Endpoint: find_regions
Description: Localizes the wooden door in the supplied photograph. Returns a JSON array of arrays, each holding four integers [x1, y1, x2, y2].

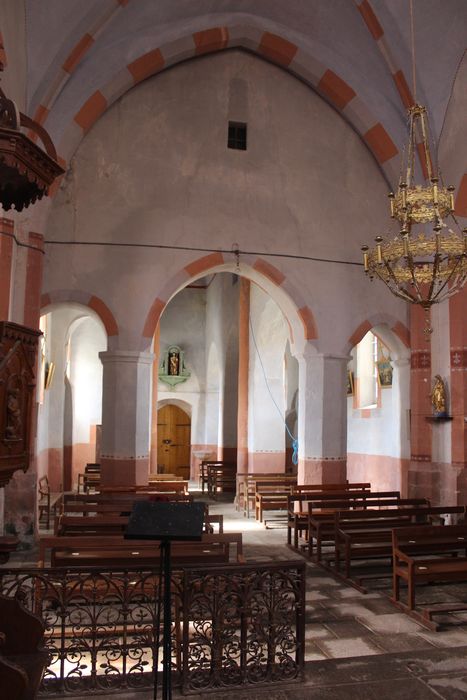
[[157, 405, 191, 479]]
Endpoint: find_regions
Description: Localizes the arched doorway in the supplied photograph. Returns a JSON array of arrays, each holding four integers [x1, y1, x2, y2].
[[157, 404, 191, 478]]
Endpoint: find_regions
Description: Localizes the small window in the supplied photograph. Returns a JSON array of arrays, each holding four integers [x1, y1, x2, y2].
[[228, 121, 247, 150]]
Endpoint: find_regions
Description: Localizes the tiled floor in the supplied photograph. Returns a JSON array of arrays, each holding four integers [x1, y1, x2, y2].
[[8, 493, 467, 698]]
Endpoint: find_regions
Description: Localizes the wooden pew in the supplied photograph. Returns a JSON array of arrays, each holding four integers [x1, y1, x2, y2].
[[148, 473, 184, 482], [39, 532, 245, 567], [392, 524, 467, 620], [255, 478, 301, 523], [77, 463, 101, 493], [206, 462, 237, 499], [334, 505, 466, 583], [306, 495, 428, 561], [99, 480, 189, 495], [286, 483, 373, 548], [38, 475, 62, 529], [200, 460, 233, 494], [55, 512, 223, 536], [238, 473, 298, 517]]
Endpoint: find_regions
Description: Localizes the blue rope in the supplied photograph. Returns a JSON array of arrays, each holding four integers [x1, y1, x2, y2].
[[249, 317, 299, 465]]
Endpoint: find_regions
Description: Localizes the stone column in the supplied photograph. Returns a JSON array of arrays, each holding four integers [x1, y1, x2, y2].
[[99, 350, 154, 487], [237, 278, 250, 474], [149, 324, 160, 474], [297, 346, 348, 484], [391, 358, 411, 496], [449, 287, 467, 503], [408, 304, 433, 499]]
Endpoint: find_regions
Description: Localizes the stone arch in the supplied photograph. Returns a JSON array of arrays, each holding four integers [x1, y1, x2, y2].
[[41, 290, 119, 341], [141, 254, 317, 358], [346, 314, 410, 359], [54, 26, 399, 187], [157, 397, 193, 418]]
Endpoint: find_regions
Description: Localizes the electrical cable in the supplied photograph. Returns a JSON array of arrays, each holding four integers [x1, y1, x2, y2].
[[42, 237, 364, 268]]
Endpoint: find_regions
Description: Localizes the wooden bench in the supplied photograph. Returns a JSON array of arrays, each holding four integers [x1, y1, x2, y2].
[[206, 462, 237, 498], [38, 476, 62, 529], [77, 463, 101, 493], [99, 480, 189, 495], [392, 524, 467, 619], [199, 460, 233, 493], [334, 505, 466, 583], [55, 512, 223, 537], [238, 473, 297, 517], [148, 473, 183, 482], [39, 532, 245, 567], [255, 479, 298, 523], [285, 483, 373, 549], [306, 495, 431, 562]]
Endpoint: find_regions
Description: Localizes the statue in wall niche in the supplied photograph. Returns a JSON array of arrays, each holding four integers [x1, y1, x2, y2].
[[169, 351, 180, 376], [5, 388, 22, 439], [431, 374, 447, 417], [159, 345, 190, 387]]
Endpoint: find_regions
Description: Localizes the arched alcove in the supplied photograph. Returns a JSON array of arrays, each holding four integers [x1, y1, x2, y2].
[[346, 323, 410, 493], [37, 303, 107, 492]]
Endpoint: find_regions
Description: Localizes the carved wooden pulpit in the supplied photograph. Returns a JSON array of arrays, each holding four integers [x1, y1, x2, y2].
[[0, 322, 41, 488]]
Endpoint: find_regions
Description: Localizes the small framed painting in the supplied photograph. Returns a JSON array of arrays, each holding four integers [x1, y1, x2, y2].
[[377, 360, 393, 388], [346, 371, 354, 396]]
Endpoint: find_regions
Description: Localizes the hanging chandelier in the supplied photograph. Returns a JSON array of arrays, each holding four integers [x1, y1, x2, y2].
[[361, 0, 466, 337], [361, 103, 466, 335], [0, 65, 63, 211]]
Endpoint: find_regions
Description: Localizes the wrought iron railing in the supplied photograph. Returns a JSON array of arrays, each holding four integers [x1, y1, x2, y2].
[[0, 560, 305, 695]]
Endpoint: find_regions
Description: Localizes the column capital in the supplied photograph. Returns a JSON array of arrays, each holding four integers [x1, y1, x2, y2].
[[99, 350, 154, 365], [391, 358, 410, 368]]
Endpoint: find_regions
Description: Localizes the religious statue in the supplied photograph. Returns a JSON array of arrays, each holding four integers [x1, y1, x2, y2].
[[159, 345, 190, 386], [431, 374, 447, 416], [169, 351, 179, 376]]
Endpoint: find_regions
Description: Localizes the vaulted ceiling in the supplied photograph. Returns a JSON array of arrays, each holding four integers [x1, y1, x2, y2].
[[2, 0, 467, 193]]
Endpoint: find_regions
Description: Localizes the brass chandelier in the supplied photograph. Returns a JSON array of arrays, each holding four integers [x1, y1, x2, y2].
[[361, 0, 466, 336], [361, 103, 466, 335]]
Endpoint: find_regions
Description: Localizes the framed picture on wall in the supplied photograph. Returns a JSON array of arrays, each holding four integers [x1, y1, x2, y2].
[[377, 359, 392, 388], [346, 371, 354, 396]]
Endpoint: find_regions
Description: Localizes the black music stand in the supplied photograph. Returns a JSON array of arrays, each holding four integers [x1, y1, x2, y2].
[[124, 501, 205, 700]]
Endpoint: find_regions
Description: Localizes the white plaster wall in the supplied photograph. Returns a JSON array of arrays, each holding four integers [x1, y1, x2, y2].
[[37, 307, 83, 456], [45, 50, 408, 357], [158, 287, 206, 444], [68, 316, 106, 445], [347, 329, 410, 461], [248, 283, 289, 454], [204, 274, 239, 450], [347, 387, 399, 457]]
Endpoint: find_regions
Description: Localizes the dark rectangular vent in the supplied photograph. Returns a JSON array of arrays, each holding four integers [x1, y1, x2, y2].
[[228, 121, 247, 150]]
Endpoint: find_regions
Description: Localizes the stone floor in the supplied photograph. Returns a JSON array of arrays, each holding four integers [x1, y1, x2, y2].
[[7, 491, 467, 698]]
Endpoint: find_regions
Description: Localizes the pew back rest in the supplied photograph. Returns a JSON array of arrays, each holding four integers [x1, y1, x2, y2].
[[393, 523, 467, 555], [335, 505, 466, 532], [293, 482, 370, 494], [39, 532, 245, 566]]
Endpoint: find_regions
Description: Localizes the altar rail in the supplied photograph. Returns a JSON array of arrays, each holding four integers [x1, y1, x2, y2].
[[0, 561, 305, 695]]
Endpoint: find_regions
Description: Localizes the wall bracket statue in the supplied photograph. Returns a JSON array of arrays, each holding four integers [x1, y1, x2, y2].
[[158, 345, 191, 388]]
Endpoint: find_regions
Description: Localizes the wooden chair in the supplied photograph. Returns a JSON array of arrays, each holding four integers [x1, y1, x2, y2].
[[38, 476, 62, 529]]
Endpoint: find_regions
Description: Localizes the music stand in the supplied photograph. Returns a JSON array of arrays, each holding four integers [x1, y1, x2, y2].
[[125, 501, 205, 700]]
